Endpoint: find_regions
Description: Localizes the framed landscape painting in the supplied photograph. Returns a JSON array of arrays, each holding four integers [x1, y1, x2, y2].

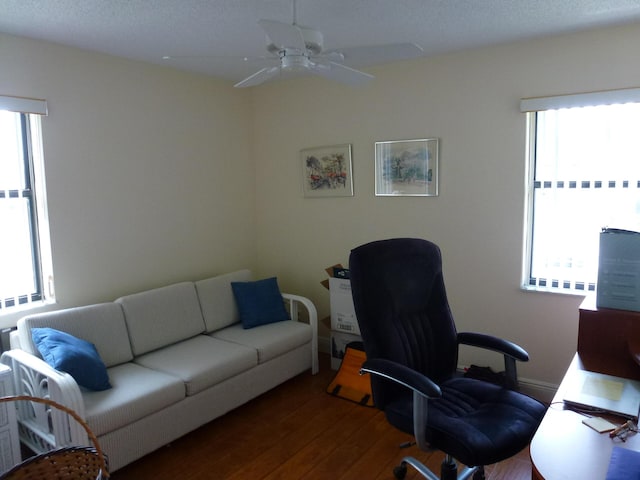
[[301, 144, 354, 197], [375, 138, 439, 196]]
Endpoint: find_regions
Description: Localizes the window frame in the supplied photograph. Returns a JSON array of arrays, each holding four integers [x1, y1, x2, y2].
[[0, 96, 54, 314], [521, 88, 640, 295]]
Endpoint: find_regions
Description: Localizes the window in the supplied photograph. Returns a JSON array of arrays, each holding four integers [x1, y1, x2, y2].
[[522, 89, 640, 294], [0, 96, 54, 312]]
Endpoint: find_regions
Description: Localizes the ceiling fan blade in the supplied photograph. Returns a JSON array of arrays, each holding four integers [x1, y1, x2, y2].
[[309, 61, 374, 86], [162, 54, 274, 63], [234, 66, 280, 88], [326, 43, 424, 67], [258, 19, 306, 51]]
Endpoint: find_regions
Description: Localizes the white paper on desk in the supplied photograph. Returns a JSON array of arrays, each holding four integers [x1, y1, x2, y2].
[[563, 369, 640, 420], [582, 376, 624, 401]]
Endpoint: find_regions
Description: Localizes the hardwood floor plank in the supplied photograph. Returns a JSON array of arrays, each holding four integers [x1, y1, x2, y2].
[[269, 404, 382, 479], [336, 413, 414, 479], [215, 396, 354, 478], [225, 397, 361, 479], [112, 354, 534, 479]]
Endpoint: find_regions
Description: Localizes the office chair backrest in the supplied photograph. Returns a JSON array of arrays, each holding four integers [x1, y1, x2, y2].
[[349, 238, 458, 406]]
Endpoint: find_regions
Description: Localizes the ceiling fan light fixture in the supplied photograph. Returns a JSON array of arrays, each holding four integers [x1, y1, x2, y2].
[[280, 51, 311, 71]]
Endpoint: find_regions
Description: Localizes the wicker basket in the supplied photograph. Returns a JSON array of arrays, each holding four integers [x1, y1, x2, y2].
[[0, 395, 109, 479]]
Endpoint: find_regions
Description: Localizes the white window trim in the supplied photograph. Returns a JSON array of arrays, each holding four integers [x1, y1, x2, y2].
[[0, 95, 47, 116], [520, 87, 640, 112]]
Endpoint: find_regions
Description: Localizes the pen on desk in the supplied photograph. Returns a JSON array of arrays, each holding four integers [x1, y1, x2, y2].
[[609, 420, 634, 438]]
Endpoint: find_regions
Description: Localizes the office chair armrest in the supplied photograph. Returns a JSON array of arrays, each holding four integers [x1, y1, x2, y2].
[[361, 358, 438, 452], [458, 332, 529, 361], [458, 332, 529, 390], [360, 358, 442, 399]]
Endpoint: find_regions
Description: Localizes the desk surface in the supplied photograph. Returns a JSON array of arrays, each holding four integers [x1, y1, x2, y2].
[[530, 354, 640, 480]]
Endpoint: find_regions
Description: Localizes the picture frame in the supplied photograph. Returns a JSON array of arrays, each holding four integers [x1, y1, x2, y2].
[[375, 138, 439, 196], [301, 144, 354, 197]]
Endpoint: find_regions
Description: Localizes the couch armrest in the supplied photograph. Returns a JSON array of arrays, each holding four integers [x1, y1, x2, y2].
[[282, 293, 319, 375], [0, 349, 89, 453]]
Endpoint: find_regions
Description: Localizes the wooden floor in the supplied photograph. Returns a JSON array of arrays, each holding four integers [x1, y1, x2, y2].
[[112, 354, 533, 479]]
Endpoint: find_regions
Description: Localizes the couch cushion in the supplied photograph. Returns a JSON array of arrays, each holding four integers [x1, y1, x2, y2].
[[31, 327, 111, 391], [83, 362, 185, 437], [17, 303, 133, 367], [116, 282, 205, 356], [133, 335, 257, 396], [195, 269, 251, 333], [231, 277, 290, 329], [211, 320, 311, 364]]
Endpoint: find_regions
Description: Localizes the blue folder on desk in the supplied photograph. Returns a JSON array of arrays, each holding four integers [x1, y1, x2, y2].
[[606, 447, 640, 480], [562, 369, 640, 420]]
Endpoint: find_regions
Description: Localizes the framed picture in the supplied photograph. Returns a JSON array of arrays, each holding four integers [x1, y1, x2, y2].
[[375, 138, 439, 196], [301, 144, 354, 197]]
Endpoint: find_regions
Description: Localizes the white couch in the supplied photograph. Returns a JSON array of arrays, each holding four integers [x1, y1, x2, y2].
[[0, 269, 318, 472]]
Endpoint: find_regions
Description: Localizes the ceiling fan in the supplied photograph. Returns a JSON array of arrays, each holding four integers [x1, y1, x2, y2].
[[233, 1, 424, 88]]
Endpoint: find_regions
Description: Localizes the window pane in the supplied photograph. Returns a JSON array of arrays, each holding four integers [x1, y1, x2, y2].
[[0, 109, 52, 310], [0, 197, 37, 298], [536, 105, 640, 181], [0, 111, 26, 190], [528, 103, 640, 292]]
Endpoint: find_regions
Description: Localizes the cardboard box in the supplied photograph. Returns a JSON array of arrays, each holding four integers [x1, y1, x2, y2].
[[330, 330, 363, 370], [329, 277, 360, 335], [597, 229, 640, 312], [321, 264, 345, 290]]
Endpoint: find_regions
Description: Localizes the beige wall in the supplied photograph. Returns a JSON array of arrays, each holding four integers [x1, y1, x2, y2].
[[0, 33, 255, 326], [250, 23, 640, 387], [2, 22, 640, 388]]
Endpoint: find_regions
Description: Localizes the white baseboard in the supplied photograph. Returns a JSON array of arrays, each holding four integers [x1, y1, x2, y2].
[[518, 377, 557, 404]]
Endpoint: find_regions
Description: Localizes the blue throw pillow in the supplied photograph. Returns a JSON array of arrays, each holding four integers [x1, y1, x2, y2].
[[31, 327, 112, 391], [231, 277, 290, 329]]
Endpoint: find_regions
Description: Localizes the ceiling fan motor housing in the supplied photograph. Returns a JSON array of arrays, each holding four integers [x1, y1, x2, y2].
[[266, 25, 323, 55]]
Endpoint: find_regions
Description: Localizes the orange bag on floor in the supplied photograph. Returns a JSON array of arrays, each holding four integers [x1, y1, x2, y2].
[[326, 343, 374, 407]]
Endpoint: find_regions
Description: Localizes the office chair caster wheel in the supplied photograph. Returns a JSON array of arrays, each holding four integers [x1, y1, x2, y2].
[[393, 462, 407, 479]]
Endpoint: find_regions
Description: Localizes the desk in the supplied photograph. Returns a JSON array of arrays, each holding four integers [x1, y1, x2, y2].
[[531, 297, 640, 479], [531, 354, 640, 479]]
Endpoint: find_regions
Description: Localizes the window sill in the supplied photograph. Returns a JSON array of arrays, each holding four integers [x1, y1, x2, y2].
[[520, 284, 591, 298]]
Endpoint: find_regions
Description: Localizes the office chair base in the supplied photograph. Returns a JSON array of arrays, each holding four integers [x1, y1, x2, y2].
[[394, 456, 481, 480]]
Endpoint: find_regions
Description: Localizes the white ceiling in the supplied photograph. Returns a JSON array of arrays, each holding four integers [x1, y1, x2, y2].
[[2, 0, 640, 85]]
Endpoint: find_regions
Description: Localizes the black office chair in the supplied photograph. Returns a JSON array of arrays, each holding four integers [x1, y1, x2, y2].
[[349, 238, 546, 480]]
